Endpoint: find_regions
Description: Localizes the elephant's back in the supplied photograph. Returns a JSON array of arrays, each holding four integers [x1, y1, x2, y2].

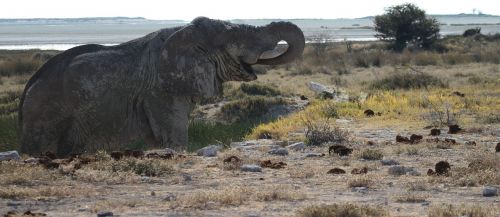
[[18, 44, 106, 125]]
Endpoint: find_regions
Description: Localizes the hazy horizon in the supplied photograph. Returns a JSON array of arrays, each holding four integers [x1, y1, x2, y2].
[[2, 0, 500, 20]]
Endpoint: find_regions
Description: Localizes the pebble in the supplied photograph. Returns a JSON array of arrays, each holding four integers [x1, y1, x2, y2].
[[163, 193, 177, 201], [240, 164, 262, 172], [483, 186, 498, 197], [197, 145, 222, 157], [305, 153, 324, 157], [97, 211, 114, 217], [388, 166, 416, 176], [268, 148, 288, 156], [287, 142, 306, 151], [381, 159, 399, 166], [0, 151, 21, 161]]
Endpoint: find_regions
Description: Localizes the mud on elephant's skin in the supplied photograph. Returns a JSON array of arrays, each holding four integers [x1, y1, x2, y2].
[[18, 17, 305, 157]]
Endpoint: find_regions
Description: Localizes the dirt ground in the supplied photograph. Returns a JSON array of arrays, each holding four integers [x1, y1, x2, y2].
[[1, 120, 499, 217]]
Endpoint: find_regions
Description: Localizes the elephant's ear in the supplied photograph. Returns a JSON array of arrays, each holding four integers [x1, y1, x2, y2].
[[159, 24, 221, 98]]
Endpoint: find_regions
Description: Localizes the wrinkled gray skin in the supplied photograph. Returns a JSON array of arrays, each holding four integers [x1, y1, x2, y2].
[[19, 17, 305, 157]]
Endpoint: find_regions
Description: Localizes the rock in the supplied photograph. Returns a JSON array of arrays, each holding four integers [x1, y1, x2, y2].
[[182, 173, 192, 181], [435, 161, 451, 175], [351, 167, 368, 174], [388, 166, 416, 176], [300, 95, 308, 100], [448, 124, 462, 134], [465, 141, 476, 146], [197, 145, 222, 157], [410, 134, 423, 143], [23, 211, 47, 216], [408, 170, 421, 176], [124, 149, 144, 158], [223, 155, 241, 164], [396, 135, 411, 143], [287, 142, 306, 151], [496, 142, 500, 152], [97, 211, 114, 217], [327, 168, 346, 174], [452, 91, 465, 97], [268, 148, 288, 156], [141, 176, 150, 182], [305, 152, 325, 158], [241, 164, 262, 172], [430, 129, 441, 136], [145, 152, 174, 159], [444, 138, 456, 144], [7, 201, 21, 206], [110, 151, 123, 160], [381, 159, 399, 166], [163, 193, 177, 201], [366, 140, 375, 146], [260, 160, 286, 169], [352, 187, 368, 194], [308, 81, 335, 95], [24, 157, 39, 164], [328, 145, 353, 156], [364, 109, 375, 117], [0, 151, 21, 161], [163, 148, 177, 155], [427, 169, 436, 176], [482, 186, 498, 197]]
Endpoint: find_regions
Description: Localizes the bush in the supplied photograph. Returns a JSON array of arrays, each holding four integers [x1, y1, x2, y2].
[[239, 83, 281, 96], [374, 3, 440, 50], [304, 122, 350, 146], [370, 71, 447, 90], [297, 203, 388, 217], [357, 149, 384, 160], [188, 120, 257, 151], [462, 27, 481, 37]]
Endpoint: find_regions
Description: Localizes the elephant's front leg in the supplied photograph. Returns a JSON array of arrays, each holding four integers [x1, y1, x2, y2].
[[143, 95, 193, 151]]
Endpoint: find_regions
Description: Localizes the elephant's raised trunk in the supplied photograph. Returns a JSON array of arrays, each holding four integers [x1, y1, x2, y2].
[[257, 22, 305, 65]]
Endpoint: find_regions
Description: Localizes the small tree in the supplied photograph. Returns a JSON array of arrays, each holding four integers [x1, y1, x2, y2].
[[374, 3, 440, 51]]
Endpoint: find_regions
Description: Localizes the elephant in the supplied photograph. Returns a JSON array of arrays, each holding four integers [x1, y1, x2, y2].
[[18, 17, 305, 157]]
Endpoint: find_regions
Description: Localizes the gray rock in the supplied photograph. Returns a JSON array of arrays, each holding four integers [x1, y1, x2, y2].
[[163, 148, 177, 155], [408, 170, 421, 176], [0, 151, 21, 161], [483, 186, 498, 197], [240, 164, 262, 172], [163, 193, 177, 201], [287, 142, 306, 151], [97, 211, 114, 217], [7, 201, 21, 206], [268, 148, 288, 156], [197, 145, 222, 157], [352, 187, 368, 194], [305, 152, 324, 158], [381, 159, 399, 166], [24, 158, 39, 164], [182, 173, 192, 181], [388, 166, 416, 176]]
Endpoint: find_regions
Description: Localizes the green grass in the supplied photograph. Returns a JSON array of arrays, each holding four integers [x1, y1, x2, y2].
[[188, 120, 260, 151], [0, 114, 18, 152]]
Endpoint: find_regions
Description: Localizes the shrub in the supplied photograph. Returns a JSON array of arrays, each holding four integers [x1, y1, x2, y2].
[[428, 204, 499, 217], [462, 27, 481, 37], [370, 71, 447, 90], [374, 3, 440, 50], [357, 149, 384, 160], [188, 120, 257, 151], [304, 122, 350, 146], [239, 83, 281, 96], [297, 203, 388, 217]]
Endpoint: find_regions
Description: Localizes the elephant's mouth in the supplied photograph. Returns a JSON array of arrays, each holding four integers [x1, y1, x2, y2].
[[239, 59, 257, 81]]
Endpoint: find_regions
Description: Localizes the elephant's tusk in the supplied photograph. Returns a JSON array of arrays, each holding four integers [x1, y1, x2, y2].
[[259, 43, 289, 59]]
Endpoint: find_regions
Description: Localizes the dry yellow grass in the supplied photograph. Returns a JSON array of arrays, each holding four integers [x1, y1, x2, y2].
[[171, 184, 306, 209], [428, 203, 500, 217]]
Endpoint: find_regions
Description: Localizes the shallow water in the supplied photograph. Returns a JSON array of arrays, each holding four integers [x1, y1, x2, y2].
[[1, 16, 500, 50]]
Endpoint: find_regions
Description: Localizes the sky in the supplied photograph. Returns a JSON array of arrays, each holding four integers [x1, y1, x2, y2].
[[1, 0, 500, 20]]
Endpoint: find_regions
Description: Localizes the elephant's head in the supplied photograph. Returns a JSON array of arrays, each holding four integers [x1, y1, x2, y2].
[[158, 17, 305, 98]]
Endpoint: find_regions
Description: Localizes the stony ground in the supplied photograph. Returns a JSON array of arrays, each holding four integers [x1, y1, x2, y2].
[[1, 119, 499, 217]]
